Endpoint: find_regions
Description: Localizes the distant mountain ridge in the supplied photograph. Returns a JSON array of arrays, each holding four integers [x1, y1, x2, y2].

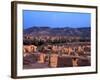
[[24, 26, 91, 38]]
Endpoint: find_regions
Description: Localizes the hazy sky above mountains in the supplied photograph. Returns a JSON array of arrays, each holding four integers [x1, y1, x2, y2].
[[23, 10, 91, 29]]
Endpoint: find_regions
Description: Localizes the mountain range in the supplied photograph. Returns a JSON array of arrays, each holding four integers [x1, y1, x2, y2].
[[24, 26, 91, 38]]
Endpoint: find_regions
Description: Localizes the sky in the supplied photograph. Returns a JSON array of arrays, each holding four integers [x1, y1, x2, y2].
[[23, 10, 91, 29]]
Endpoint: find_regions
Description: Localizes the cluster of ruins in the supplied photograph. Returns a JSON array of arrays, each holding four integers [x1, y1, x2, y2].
[[23, 43, 91, 68]]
